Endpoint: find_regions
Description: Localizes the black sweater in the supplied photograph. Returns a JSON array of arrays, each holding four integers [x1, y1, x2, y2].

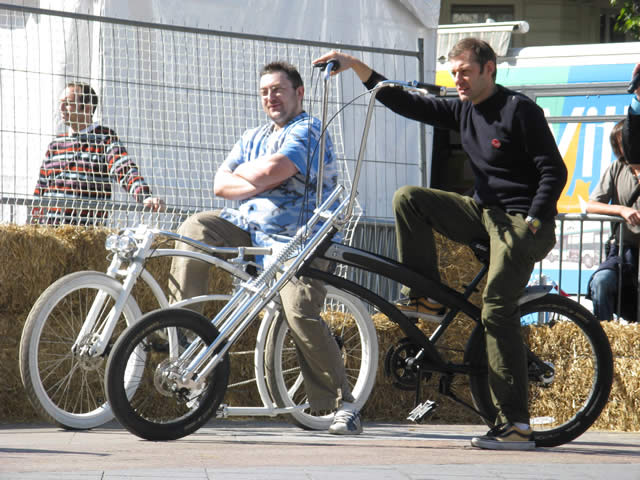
[[364, 71, 568, 220]]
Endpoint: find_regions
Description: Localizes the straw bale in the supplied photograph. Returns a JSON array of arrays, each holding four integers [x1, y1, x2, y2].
[[593, 322, 640, 431], [4, 225, 640, 432], [0, 225, 73, 313], [0, 311, 39, 422]]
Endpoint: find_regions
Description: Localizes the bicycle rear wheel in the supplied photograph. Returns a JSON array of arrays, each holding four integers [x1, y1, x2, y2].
[[466, 294, 613, 448], [264, 286, 378, 430], [19, 271, 143, 429], [105, 308, 230, 441]]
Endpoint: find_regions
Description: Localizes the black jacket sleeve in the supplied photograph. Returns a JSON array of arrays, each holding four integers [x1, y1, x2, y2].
[[363, 70, 461, 131]]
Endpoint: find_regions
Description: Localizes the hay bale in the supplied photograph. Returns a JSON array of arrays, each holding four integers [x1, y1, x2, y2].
[[0, 310, 39, 422], [3, 224, 640, 433], [594, 322, 640, 431], [0, 225, 73, 313]]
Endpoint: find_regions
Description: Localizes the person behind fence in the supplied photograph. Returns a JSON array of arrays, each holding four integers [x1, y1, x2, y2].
[[586, 69, 640, 322], [167, 61, 362, 435], [315, 38, 567, 450], [30, 82, 164, 225]]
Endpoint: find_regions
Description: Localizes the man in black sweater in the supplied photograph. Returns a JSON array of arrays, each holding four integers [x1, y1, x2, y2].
[[314, 38, 567, 450]]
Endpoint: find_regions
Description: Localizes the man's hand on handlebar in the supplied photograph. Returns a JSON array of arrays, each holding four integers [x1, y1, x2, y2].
[[313, 51, 374, 83], [313, 51, 445, 96]]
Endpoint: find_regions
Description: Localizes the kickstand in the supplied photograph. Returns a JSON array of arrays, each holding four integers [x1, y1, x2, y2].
[[407, 362, 438, 423], [414, 362, 423, 406]]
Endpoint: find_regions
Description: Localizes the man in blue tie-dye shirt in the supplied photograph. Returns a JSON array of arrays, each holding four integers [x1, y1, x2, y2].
[[168, 61, 362, 435]]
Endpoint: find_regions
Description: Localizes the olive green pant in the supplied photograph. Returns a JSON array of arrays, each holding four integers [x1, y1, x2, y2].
[[168, 210, 351, 411], [393, 186, 556, 425]]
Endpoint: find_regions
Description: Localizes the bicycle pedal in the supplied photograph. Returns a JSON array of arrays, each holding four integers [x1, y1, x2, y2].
[[215, 403, 229, 418], [407, 400, 437, 423]]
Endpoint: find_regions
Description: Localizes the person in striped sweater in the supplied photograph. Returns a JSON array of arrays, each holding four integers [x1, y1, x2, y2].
[[31, 82, 164, 225]]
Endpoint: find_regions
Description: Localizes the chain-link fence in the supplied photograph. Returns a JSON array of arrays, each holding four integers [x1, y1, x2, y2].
[[0, 4, 429, 300]]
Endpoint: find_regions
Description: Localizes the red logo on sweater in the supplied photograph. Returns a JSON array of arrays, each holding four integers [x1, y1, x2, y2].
[[491, 138, 501, 149]]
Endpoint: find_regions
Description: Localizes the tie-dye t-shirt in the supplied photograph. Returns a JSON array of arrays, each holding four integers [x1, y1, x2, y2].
[[219, 112, 338, 260]]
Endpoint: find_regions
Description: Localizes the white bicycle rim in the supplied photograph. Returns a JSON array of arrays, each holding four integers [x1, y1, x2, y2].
[[265, 285, 378, 430], [19, 272, 143, 429]]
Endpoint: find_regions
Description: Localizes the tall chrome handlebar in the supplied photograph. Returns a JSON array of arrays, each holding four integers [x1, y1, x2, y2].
[[339, 79, 446, 225]]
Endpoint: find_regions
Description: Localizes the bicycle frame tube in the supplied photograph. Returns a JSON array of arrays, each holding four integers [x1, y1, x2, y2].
[[147, 249, 253, 310], [316, 63, 333, 208], [71, 254, 123, 352], [341, 80, 436, 226], [157, 229, 272, 258], [72, 229, 156, 357], [322, 242, 481, 320]]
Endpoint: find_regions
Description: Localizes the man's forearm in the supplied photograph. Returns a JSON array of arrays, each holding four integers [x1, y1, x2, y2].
[[232, 154, 298, 188], [214, 170, 262, 200], [586, 200, 624, 217]]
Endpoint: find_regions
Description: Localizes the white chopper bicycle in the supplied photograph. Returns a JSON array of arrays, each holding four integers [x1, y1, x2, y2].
[[19, 63, 377, 432]]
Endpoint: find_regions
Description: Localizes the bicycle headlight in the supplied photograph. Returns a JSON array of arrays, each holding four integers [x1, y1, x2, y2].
[[105, 232, 138, 258], [105, 234, 119, 251]]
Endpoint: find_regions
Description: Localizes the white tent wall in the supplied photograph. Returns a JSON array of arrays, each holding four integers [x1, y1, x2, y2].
[[101, 0, 438, 51], [0, 0, 439, 227]]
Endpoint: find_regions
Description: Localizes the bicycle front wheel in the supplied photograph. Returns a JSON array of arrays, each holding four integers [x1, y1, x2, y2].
[[19, 271, 143, 429], [264, 285, 378, 430], [105, 308, 230, 441], [467, 294, 613, 448]]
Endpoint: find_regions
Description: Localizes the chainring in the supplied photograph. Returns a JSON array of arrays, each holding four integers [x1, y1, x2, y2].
[[384, 337, 424, 391]]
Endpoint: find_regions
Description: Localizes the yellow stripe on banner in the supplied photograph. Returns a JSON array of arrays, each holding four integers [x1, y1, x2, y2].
[[557, 123, 590, 213], [436, 70, 455, 88]]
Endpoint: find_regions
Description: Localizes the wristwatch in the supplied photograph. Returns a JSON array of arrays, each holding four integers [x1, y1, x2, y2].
[[525, 216, 542, 229]]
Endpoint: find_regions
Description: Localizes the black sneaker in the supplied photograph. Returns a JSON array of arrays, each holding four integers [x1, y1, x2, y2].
[[471, 423, 535, 450]]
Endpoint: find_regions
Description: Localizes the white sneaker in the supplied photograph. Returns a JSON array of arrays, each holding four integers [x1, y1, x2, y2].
[[328, 405, 363, 435]]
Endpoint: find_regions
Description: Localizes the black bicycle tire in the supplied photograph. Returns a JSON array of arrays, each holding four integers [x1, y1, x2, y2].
[[466, 294, 613, 448], [105, 308, 230, 441]]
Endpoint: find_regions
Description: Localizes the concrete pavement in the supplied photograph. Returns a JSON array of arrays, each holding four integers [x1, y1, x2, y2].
[[2, 420, 640, 479]]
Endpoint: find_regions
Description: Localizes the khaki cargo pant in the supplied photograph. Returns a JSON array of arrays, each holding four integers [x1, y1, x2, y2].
[[168, 210, 352, 411], [393, 186, 556, 425]]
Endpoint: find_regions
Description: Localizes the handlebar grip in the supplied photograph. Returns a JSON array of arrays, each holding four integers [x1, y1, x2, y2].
[[315, 60, 341, 80], [409, 80, 447, 97], [627, 72, 640, 94], [314, 60, 341, 71]]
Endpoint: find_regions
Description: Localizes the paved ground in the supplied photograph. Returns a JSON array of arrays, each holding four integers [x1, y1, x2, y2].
[[2, 420, 640, 479]]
